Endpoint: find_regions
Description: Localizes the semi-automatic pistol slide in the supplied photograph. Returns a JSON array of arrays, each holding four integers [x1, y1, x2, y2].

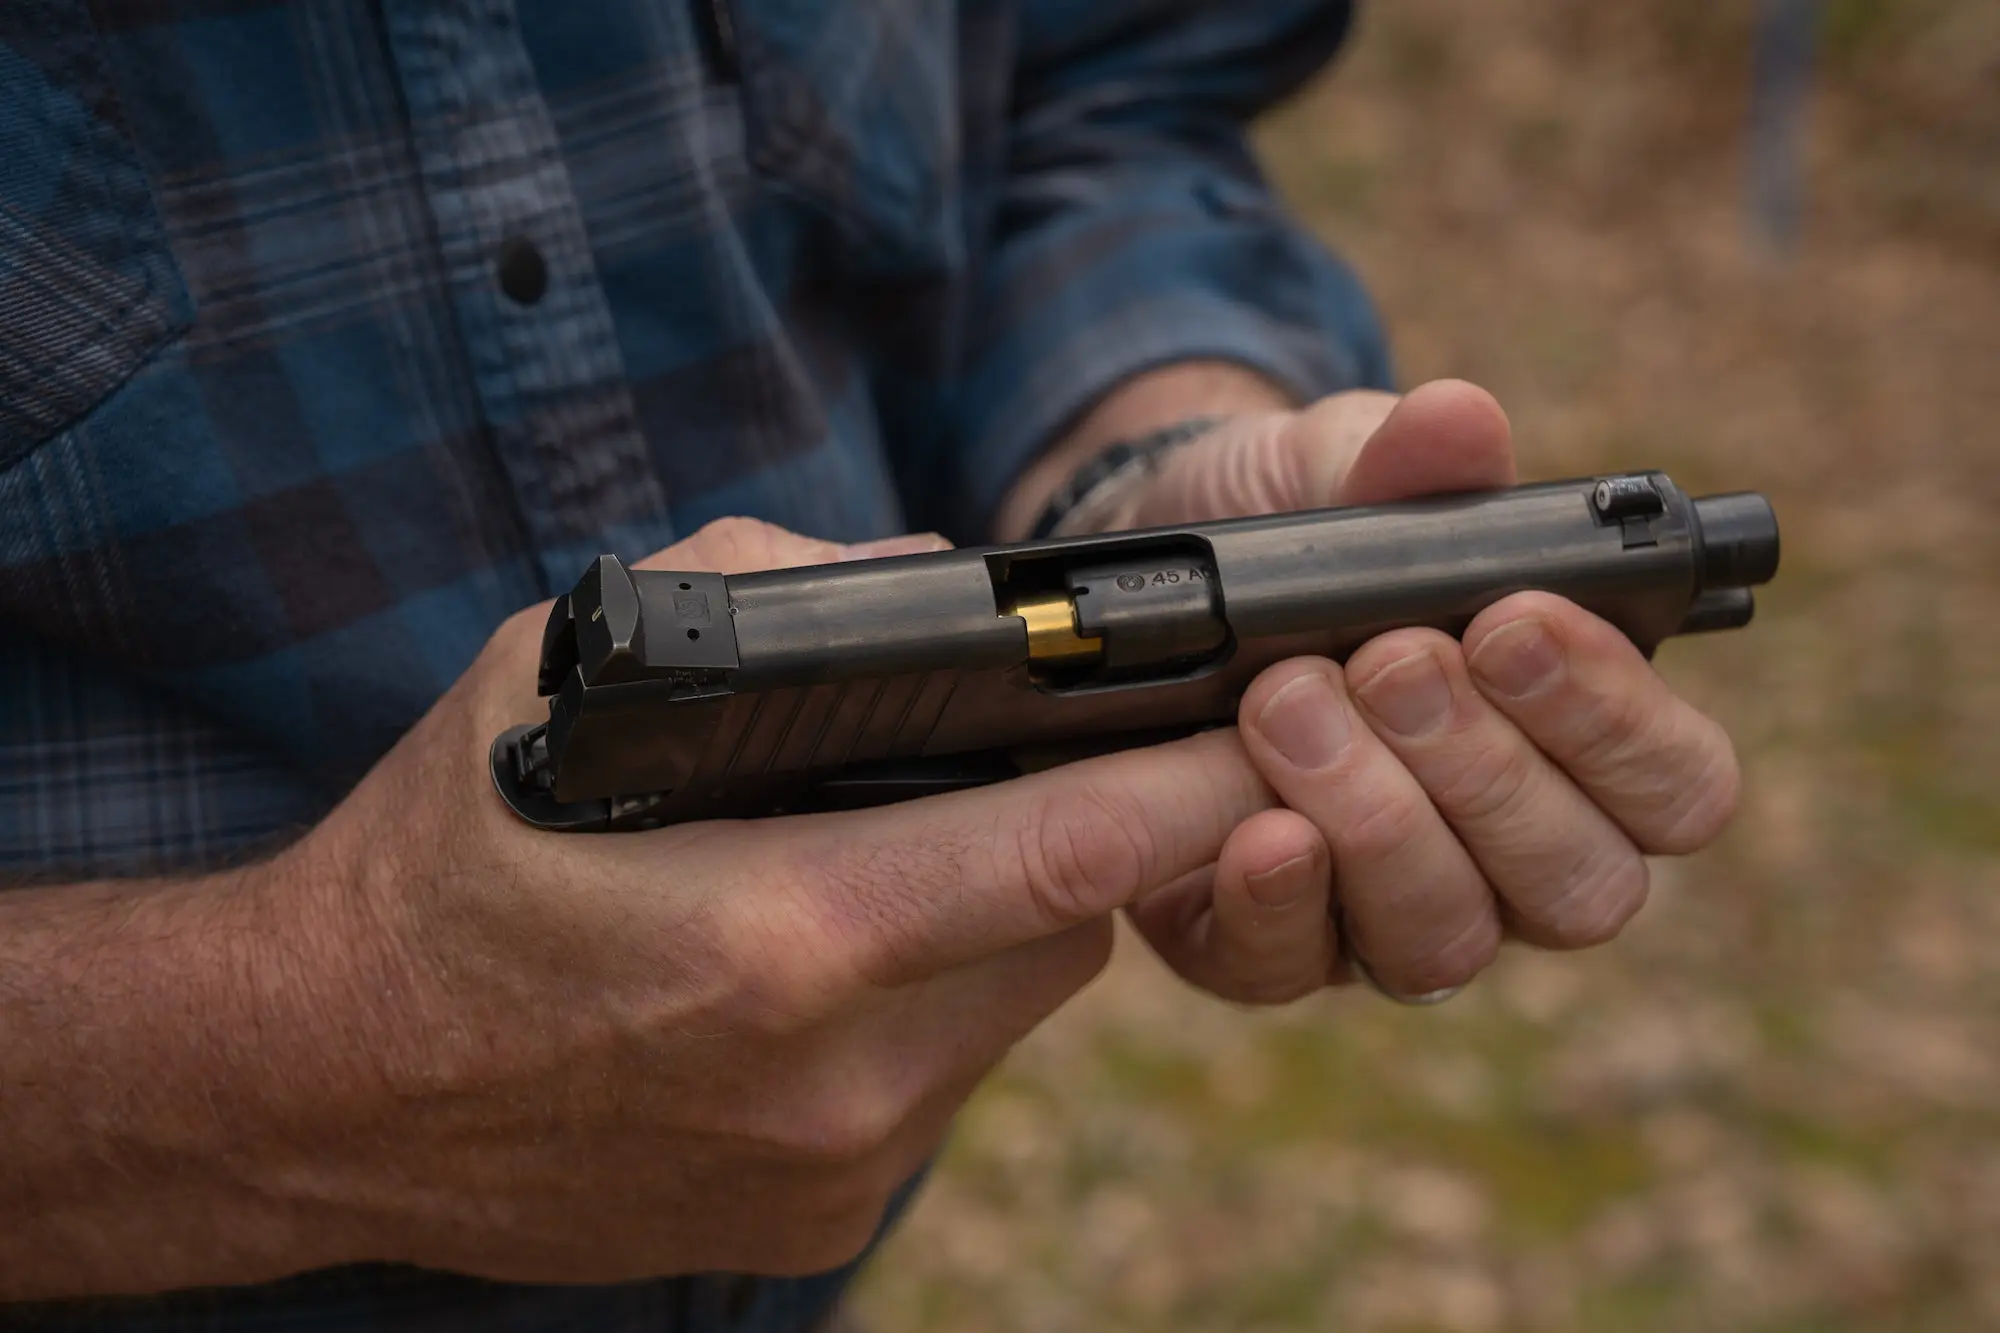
[[491, 473, 1779, 832]]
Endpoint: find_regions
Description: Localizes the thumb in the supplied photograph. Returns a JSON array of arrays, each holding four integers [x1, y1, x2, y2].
[[1297, 378, 1517, 508], [760, 728, 1276, 986], [1126, 380, 1516, 527]]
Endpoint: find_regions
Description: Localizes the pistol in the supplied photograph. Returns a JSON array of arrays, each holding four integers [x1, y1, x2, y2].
[[491, 473, 1778, 832]]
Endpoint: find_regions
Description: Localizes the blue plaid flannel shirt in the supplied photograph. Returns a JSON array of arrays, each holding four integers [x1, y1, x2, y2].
[[0, 0, 1387, 1326]]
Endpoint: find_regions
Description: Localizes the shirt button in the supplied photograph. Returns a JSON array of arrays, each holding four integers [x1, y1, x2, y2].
[[496, 236, 548, 306]]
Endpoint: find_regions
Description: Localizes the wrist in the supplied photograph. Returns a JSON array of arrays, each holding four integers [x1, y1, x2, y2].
[[184, 782, 471, 1275], [0, 850, 402, 1296], [200, 843, 422, 1273], [994, 360, 1296, 540], [1024, 416, 1225, 539]]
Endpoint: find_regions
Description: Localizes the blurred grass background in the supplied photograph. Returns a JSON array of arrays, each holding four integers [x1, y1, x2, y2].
[[854, 3, 2000, 1330]]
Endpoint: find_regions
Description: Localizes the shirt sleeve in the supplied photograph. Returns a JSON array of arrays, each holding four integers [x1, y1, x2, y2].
[[933, 0, 1394, 539]]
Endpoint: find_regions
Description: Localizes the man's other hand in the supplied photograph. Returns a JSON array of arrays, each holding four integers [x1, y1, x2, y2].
[[1033, 378, 1742, 1007]]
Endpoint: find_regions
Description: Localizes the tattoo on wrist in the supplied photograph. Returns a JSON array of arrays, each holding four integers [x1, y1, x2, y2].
[[1028, 417, 1224, 540]]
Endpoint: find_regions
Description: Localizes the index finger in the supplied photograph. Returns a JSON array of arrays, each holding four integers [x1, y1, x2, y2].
[[769, 728, 1275, 986]]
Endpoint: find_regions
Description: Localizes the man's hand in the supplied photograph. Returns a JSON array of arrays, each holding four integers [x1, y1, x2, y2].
[[1005, 372, 1741, 1006], [0, 517, 1299, 1300]]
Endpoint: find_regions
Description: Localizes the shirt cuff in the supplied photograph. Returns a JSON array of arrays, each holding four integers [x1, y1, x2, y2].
[[948, 224, 1392, 540]]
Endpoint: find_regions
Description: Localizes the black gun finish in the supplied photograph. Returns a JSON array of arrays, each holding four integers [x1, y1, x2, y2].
[[491, 473, 1779, 832]]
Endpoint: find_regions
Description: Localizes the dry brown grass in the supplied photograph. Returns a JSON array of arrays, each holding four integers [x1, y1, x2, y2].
[[854, 4, 2000, 1329]]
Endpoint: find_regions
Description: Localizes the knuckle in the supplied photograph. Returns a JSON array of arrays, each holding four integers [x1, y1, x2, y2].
[[1014, 785, 1158, 926], [1434, 733, 1538, 825], [795, 827, 976, 988], [719, 870, 863, 1022], [732, 960, 839, 1040], [1198, 421, 1291, 516], [713, 950, 834, 1042], [1641, 728, 1743, 855], [694, 514, 777, 546], [1396, 914, 1501, 994], [782, 1087, 909, 1168], [1538, 844, 1651, 949], [1564, 678, 1659, 776], [685, 515, 781, 569], [1552, 675, 1745, 857], [1334, 785, 1428, 865]]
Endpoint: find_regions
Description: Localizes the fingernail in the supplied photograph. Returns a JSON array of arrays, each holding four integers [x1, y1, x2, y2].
[[1257, 672, 1353, 770], [839, 533, 950, 561], [1469, 619, 1564, 698], [1389, 985, 1466, 1007], [1354, 650, 1453, 737], [1243, 853, 1316, 910]]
